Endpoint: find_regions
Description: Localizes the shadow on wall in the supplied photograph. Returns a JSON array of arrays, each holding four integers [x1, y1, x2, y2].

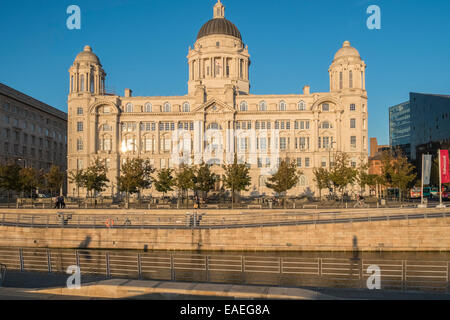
[[78, 236, 91, 249]]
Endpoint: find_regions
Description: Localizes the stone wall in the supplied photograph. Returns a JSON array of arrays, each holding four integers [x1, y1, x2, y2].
[[1, 216, 450, 251]]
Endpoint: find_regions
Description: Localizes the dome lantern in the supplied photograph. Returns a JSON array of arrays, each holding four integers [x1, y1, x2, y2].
[[69, 45, 106, 95]]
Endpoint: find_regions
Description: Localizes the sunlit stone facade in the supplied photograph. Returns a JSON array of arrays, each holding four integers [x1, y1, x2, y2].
[[67, 1, 368, 198]]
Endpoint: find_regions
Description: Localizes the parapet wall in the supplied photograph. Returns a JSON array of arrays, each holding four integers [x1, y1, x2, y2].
[[1, 216, 450, 251]]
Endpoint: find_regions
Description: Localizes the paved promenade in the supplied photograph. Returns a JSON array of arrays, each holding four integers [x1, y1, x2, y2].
[[1, 271, 450, 300]]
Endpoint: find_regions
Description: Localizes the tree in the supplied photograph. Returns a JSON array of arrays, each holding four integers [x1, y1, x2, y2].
[[266, 159, 301, 208], [313, 167, 330, 200], [222, 156, 251, 209], [174, 164, 195, 208], [68, 169, 86, 201], [19, 167, 44, 200], [391, 150, 416, 202], [119, 158, 155, 207], [356, 160, 374, 194], [45, 165, 65, 196], [328, 152, 357, 202], [381, 148, 416, 201], [0, 163, 22, 206], [154, 168, 174, 201], [83, 158, 109, 200], [194, 162, 218, 203]]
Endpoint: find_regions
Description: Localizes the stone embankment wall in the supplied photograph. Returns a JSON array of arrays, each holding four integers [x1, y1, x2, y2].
[[1, 215, 450, 251]]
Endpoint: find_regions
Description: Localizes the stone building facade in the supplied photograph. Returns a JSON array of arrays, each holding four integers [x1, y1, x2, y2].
[[0, 83, 67, 171], [67, 1, 368, 198]]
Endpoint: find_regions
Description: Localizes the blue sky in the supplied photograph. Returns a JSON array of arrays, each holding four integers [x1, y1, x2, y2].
[[0, 0, 449, 145]]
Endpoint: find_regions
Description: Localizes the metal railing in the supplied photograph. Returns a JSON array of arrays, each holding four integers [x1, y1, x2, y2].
[[0, 263, 6, 287], [0, 208, 449, 230], [0, 248, 449, 293]]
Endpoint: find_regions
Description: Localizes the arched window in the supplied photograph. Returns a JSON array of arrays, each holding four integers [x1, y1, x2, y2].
[[339, 72, 343, 89], [90, 74, 94, 92], [163, 102, 171, 112], [298, 101, 306, 110], [259, 101, 267, 111], [349, 70, 353, 88], [240, 101, 248, 111], [126, 103, 133, 113], [71, 76, 74, 92], [182, 102, 190, 112], [80, 75, 85, 91], [144, 103, 152, 113], [298, 175, 308, 187], [279, 101, 286, 111]]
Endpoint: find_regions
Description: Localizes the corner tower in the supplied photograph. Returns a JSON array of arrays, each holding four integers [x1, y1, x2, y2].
[[187, 0, 250, 99], [329, 41, 366, 93]]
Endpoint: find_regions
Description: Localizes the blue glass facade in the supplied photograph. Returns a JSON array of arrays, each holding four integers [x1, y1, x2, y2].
[[389, 101, 411, 158]]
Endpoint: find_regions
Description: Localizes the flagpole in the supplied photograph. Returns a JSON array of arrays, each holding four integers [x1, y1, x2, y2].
[[421, 154, 424, 206], [439, 149, 443, 206]]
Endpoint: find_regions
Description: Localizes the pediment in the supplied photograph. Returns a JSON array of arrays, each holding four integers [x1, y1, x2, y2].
[[193, 99, 235, 114]]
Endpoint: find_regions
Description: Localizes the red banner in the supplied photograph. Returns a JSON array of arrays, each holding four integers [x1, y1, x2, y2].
[[441, 150, 450, 184]]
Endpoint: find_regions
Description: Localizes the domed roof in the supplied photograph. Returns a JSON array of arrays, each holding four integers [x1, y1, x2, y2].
[[74, 45, 101, 65], [333, 41, 361, 61], [197, 18, 242, 40]]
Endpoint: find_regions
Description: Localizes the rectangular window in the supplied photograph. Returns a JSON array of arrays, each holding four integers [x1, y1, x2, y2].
[[297, 157, 302, 167], [350, 104, 356, 111], [295, 121, 298, 130], [321, 157, 327, 167], [164, 139, 171, 152], [323, 137, 329, 149], [145, 138, 153, 152], [350, 118, 356, 128], [261, 121, 266, 130], [265, 158, 271, 168], [280, 122, 285, 130], [286, 122, 290, 130], [257, 158, 262, 168], [77, 107, 83, 115], [305, 157, 310, 167], [275, 121, 279, 129], [351, 136, 356, 147], [300, 137, 306, 150], [318, 137, 321, 149], [280, 137, 287, 150], [77, 122, 83, 132], [306, 121, 310, 129], [267, 122, 271, 130]]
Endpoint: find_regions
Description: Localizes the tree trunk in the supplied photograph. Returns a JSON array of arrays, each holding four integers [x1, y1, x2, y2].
[[231, 188, 234, 209]]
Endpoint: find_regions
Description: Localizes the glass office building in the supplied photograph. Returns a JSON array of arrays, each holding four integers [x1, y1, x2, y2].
[[389, 101, 411, 158]]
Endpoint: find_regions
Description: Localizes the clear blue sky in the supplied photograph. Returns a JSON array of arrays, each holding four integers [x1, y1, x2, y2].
[[1, 0, 449, 145]]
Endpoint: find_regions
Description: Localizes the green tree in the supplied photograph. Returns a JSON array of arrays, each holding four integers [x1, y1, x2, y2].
[[119, 158, 155, 207], [68, 169, 86, 202], [222, 156, 251, 209], [356, 160, 373, 194], [175, 164, 195, 208], [45, 165, 65, 196], [381, 148, 416, 201], [19, 167, 44, 200], [313, 167, 330, 200], [194, 162, 218, 203], [83, 158, 109, 200], [0, 163, 22, 206], [328, 152, 357, 201], [391, 151, 416, 202], [265, 159, 301, 208], [154, 168, 175, 201]]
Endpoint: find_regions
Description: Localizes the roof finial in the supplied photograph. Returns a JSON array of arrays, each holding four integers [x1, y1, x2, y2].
[[213, 0, 225, 19]]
